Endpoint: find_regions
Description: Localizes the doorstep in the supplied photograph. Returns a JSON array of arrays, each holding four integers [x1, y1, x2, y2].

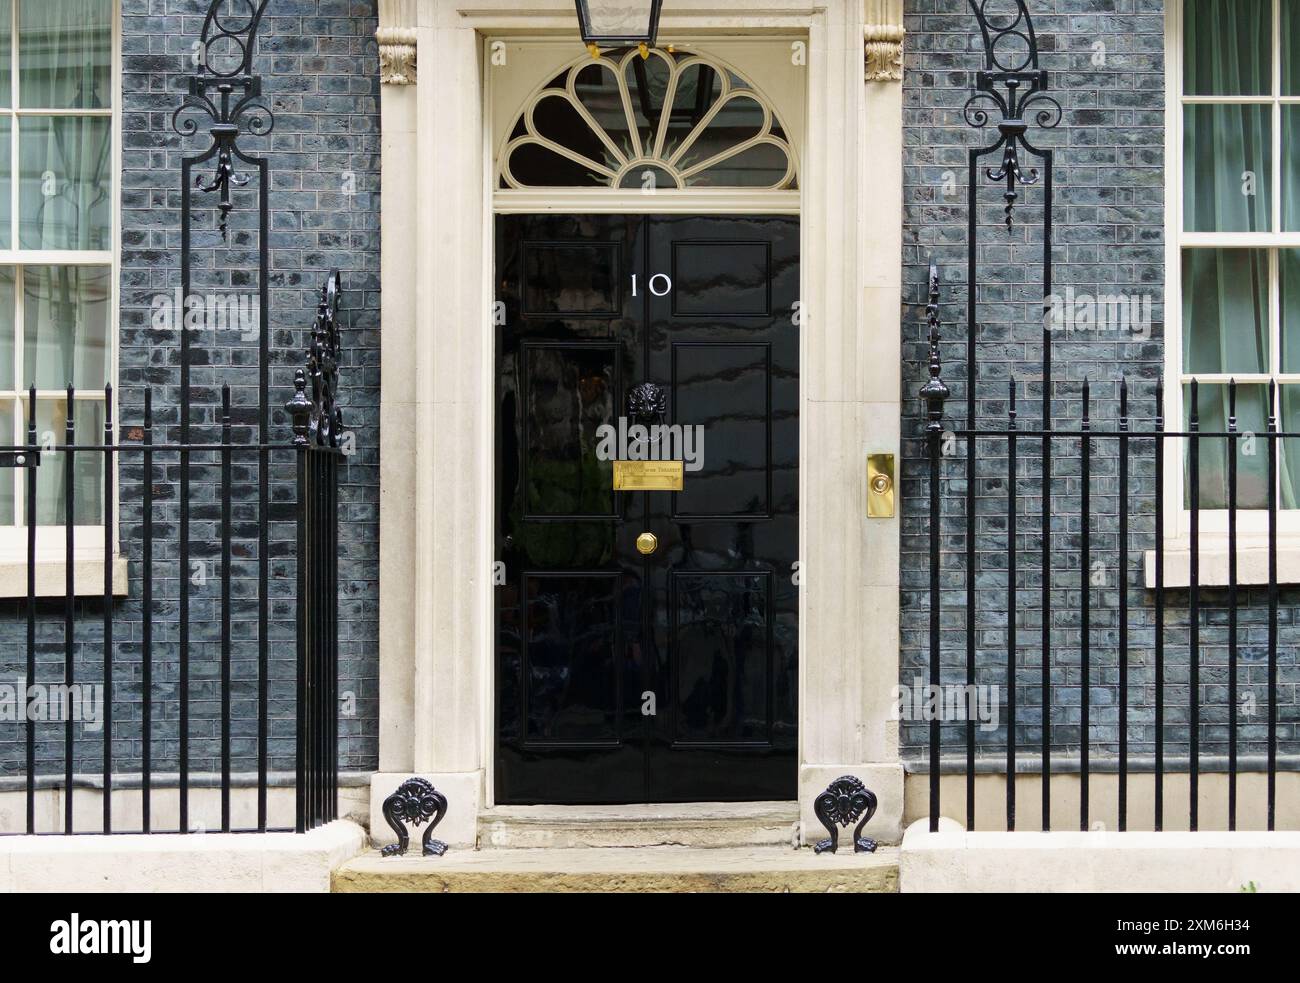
[[332, 845, 899, 893], [477, 800, 800, 849]]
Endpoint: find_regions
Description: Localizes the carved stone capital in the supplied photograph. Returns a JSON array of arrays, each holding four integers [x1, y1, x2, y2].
[[864, 24, 904, 82], [377, 27, 418, 86]]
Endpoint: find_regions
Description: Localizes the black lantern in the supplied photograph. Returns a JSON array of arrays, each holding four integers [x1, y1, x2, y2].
[[575, 0, 663, 50]]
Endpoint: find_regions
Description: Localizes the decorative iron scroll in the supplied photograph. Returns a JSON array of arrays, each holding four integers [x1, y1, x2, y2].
[[963, 0, 1060, 229], [813, 775, 879, 854], [172, 0, 275, 240], [380, 779, 450, 858], [288, 269, 345, 449]]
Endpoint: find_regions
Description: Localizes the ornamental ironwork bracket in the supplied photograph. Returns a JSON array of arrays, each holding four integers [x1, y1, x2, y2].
[[962, 0, 1060, 229], [813, 775, 879, 854], [380, 779, 450, 858], [172, 0, 276, 241]]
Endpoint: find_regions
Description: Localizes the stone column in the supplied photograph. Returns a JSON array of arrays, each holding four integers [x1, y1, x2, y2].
[[797, 0, 907, 845], [372, 0, 486, 849]]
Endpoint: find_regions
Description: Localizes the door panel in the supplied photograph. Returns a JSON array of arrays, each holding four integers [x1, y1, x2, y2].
[[671, 342, 771, 518], [495, 212, 798, 804], [520, 343, 620, 520], [645, 215, 799, 801]]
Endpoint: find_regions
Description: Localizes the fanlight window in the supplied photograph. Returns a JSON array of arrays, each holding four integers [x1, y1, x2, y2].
[[499, 48, 797, 190]]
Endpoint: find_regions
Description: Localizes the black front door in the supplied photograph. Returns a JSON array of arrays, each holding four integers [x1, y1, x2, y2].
[[495, 213, 798, 804]]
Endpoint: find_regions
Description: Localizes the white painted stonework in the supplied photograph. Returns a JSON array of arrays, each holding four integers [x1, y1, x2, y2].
[[901, 824, 1300, 893], [0, 821, 366, 893], [374, 0, 906, 847]]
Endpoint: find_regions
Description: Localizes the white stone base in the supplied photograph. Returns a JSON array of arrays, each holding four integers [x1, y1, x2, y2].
[[799, 764, 905, 847], [900, 823, 1300, 892], [369, 772, 481, 850], [0, 820, 366, 893]]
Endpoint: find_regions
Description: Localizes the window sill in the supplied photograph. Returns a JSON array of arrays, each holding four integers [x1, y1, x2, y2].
[[1143, 544, 1300, 588], [0, 557, 129, 598]]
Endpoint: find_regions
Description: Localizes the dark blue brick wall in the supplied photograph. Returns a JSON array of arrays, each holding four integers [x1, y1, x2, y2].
[[0, 0, 380, 786], [899, 0, 1300, 770]]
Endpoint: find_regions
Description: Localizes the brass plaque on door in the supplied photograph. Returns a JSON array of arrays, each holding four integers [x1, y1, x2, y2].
[[612, 460, 684, 491]]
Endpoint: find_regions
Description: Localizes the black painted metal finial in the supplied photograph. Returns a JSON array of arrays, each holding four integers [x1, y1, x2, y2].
[[963, 0, 1060, 230], [381, 779, 450, 858], [813, 776, 879, 854], [172, 0, 275, 241], [920, 262, 950, 433], [302, 269, 345, 449], [287, 370, 311, 447]]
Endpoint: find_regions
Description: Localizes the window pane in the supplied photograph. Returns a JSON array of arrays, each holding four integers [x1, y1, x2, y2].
[[1182, 249, 1269, 373], [1286, 107, 1300, 231], [1184, 105, 1272, 232], [29, 395, 101, 525], [0, 400, 12, 524], [1184, 0, 1271, 96], [581, 2, 655, 39], [0, 267, 13, 387], [685, 142, 793, 188], [1283, 250, 1300, 372], [0, 0, 11, 107], [23, 265, 110, 390], [1285, 0, 1300, 95], [1184, 383, 1269, 509], [19, 0, 111, 110], [1284, 386, 1300, 509], [19, 115, 112, 250], [0, 117, 10, 249]]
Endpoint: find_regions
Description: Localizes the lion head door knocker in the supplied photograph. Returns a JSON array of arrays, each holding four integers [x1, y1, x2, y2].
[[625, 382, 668, 459], [380, 778, 449, 857], [626, 381, 667, 425], [813, 775, 879, 854]]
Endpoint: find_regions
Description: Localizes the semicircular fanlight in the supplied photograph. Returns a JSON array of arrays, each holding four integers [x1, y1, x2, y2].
[[499, 48, 797, 191]]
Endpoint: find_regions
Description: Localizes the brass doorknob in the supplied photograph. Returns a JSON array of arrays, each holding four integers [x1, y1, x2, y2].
[[636, 532, 658, 555]]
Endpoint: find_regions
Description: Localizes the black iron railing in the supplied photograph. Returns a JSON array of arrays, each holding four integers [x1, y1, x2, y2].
[[0, 270, 342, 836], [289, 270, 346, 833], [921, 264, 1293, 834]]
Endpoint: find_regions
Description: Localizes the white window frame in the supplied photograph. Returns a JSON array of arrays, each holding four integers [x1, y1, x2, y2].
[[1164, 0, 1300, 546], [0, 1, 122, 593]]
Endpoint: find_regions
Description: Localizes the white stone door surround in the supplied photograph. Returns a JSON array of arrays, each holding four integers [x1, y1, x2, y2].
[[372, 0, 905, 848]]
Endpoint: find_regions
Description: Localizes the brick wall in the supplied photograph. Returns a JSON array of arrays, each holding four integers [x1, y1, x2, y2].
[[0, 0, 381, 788], [899, 0, 1299, 769]]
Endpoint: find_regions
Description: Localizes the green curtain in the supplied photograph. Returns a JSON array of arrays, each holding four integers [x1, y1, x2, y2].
[[1181, 0, 1300, 508], [1182, 247, 1271, 509], [12, 0, 111, 525], [18, 0, 111, 110], [19, 114, 111, 251]]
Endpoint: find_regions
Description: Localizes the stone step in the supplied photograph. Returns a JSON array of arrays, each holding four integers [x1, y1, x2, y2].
[[477, 801, 801, 849], [333, 845, 900, 893]]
